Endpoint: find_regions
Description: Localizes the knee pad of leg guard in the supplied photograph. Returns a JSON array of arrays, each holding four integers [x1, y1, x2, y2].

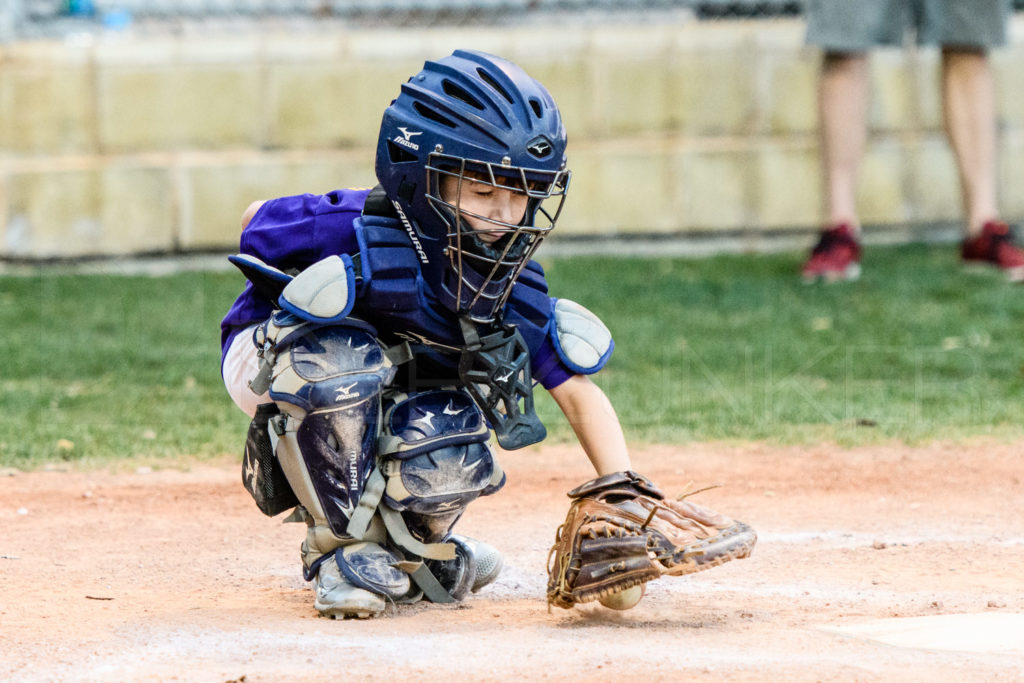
[[269, 325, 391, 413], [379, 390, 505, 531]]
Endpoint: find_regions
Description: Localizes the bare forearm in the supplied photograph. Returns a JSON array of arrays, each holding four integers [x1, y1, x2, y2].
[[574, 414, 632, 476], [549, 375, 632, 476]]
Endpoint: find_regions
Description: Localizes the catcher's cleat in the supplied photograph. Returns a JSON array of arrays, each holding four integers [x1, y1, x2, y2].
[[961, 220, 1024, 282], [308, 542, 414, 619], [546, 471, 757, 610], [801, 223, 861, 284], [311, 554, 386, 619], [420, 534, 503, 601], [457, 535, 504, 593]]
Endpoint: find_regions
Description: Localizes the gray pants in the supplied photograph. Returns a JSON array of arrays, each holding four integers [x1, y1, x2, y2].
[[805, 0, 1011, 52]]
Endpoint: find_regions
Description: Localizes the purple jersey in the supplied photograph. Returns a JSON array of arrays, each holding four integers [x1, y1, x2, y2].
[[220, 188, 576, 390]]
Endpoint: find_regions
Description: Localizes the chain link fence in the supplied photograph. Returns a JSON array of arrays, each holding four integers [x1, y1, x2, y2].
[[5, 1, 1024, 40], [0, 0, 805, 40]]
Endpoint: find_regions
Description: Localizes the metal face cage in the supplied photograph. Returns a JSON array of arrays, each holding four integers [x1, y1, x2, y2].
[[425, 152, 571, 322]]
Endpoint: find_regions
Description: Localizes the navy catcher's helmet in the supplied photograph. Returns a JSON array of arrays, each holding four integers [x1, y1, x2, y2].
[[375, 49, 570, 323]]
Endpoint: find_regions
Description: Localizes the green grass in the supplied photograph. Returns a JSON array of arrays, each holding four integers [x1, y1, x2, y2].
[[536, 244, 1024, 445], [0, 269, 251, 467], [2, 243, 1023, 468]]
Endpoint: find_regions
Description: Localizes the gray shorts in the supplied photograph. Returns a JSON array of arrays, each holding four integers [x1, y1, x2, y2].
[[805, 0, 1011, 52]]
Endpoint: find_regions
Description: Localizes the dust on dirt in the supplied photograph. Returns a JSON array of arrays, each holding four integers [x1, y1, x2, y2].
[[2, 440, 1022, 681]]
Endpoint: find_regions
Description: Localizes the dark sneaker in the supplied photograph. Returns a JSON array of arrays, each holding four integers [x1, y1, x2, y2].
[[801, 223, 862, 283], [961, 221, 1024, 282]]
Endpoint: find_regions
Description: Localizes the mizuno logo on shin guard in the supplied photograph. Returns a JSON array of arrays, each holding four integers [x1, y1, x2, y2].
[[335, 382, 359, 401]]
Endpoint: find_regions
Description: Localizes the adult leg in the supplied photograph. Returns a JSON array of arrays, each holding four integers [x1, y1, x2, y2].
[[802, 0, 905, 282], [940, 47, 999, 236], [806, 0, 904, 232], [801, 51, 869, 282], [925, 0, 1022, 279], [820, 51, 871, 232]]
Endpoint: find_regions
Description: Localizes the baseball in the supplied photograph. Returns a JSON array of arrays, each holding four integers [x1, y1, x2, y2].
[[598, 584, 645, 611]]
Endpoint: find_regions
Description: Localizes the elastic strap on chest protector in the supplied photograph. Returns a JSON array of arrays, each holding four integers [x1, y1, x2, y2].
[[458, 317, 546, 450]]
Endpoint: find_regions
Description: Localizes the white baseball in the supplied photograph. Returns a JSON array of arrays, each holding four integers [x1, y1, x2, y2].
[[598, 583, 645, 611]]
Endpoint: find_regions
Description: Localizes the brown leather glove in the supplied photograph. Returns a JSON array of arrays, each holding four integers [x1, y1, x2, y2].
[[546, 471, 757, 609]]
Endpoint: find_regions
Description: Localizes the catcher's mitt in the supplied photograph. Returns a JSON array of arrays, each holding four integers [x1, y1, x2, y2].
[[546, 470, 756, 609]]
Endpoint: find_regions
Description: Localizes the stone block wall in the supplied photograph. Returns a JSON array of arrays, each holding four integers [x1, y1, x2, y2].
[[2, 16, 1024, 258]]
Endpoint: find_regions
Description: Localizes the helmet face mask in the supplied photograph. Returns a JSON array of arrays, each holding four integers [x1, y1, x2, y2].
[[425, 154, 570, 322], [375, 49, 571, 324]]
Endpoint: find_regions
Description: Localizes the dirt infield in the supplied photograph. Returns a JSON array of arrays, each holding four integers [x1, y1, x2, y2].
[[2, 441, 1023, 681]]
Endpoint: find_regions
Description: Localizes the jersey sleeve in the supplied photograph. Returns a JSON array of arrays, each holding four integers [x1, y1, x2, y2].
[[220, 188, 370, 360], [503, 260, 615, 391], [239, 190, 366, 271]]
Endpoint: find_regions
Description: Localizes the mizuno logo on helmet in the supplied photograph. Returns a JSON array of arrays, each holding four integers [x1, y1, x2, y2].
[[394, 127, 422, 151], [527, 136, 552, 158]]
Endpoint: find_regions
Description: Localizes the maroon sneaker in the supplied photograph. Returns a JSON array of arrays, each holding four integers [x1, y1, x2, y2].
[[801, 223, 862, 283], [961, 221, 1024, 283]]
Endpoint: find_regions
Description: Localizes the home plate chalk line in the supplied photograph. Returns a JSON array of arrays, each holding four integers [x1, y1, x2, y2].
[[822, 612, 1024, 654]]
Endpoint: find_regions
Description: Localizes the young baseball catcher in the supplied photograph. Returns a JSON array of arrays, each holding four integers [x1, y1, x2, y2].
[[219, 49, 756, 619]]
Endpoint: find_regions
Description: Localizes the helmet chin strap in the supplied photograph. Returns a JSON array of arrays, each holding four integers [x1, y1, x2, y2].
[[457, 316, 547, 450]]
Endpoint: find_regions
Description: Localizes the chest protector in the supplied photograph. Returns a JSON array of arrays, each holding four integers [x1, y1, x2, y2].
[[353, 215, 553, 355], [353, 214, 555, 449], [354, 214, 462, 350]]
